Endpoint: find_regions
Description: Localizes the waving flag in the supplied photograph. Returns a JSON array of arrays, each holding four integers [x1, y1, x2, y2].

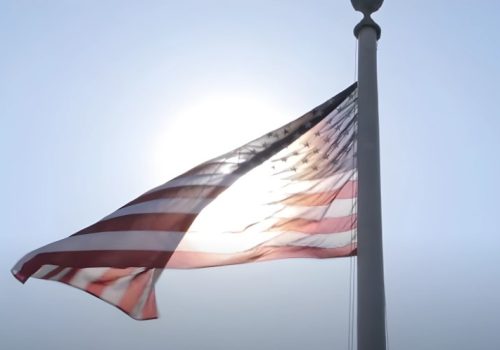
[[12, 83, 358, 320]]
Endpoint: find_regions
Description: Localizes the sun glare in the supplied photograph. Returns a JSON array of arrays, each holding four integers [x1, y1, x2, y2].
[[151, 92, 294, 182]]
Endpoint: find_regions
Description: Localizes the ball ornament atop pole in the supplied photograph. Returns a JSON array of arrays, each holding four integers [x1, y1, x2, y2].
[[351, 0, 383, 39]]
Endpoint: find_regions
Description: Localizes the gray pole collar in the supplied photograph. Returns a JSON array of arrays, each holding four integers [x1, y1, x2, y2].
[[351, 0, 383, 39]]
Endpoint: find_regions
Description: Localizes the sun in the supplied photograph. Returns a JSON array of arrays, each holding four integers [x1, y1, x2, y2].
[[150, 91, 294, 182]]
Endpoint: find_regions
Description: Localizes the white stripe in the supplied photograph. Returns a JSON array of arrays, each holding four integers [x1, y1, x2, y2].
[[103, 198, 213, 220], [147, 174, 239, 194], [67, 267, 109, 290], [31, 265, 59, 278], [262, 230, 357, 249], [15, 229, 356, 258], [177, 229, 356, 254], [177, 231, 283, 254], [277, 170, 357, 194], [49, 267, 72, 281], [325, 198, 357, 217], [227, 168, 356, 204], [12, 231, 186, 270], [275, 198, 357, 220]]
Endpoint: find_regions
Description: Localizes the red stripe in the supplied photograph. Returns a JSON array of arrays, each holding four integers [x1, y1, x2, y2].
[[141, 288, 158, 320], [85, 267, 136, 297], [123, 185, 227, 207], [59, 268, 80, 284], [13, 246, 356, 320], [16, 250, 175, 281], [41, 266, 66, 280], [15, 242, 357, 283], [13, 271, 26, 283], [281, 181, 357, 206], [74, 213, 198, 235], [118, 269, 153, 316], [271, 215, 357, 234]]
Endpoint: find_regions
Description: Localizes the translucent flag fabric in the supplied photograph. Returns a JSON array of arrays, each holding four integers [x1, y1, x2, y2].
[[12, 83, 358, 320]]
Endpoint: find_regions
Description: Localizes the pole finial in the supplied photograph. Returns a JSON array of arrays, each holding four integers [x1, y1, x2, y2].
[[351, 0, 383, 39]]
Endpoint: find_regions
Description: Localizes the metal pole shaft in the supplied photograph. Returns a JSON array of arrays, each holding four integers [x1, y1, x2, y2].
[[355, 17, 386, 350]]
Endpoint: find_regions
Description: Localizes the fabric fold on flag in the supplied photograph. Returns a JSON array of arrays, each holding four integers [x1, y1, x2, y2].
[[12, 82, 358, 320]]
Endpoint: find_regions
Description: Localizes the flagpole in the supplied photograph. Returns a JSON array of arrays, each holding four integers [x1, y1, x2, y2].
[[350, 1, 386, 350]]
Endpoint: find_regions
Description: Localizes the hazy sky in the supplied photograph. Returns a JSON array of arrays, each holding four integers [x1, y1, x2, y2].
[[2, 1, 500, 349]]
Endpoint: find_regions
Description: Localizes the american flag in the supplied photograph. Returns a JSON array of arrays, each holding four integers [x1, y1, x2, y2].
[[12, 83, 358, 320]]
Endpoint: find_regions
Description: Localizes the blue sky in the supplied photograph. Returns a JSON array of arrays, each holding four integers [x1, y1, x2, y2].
[[1, 1, 500, 349]]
